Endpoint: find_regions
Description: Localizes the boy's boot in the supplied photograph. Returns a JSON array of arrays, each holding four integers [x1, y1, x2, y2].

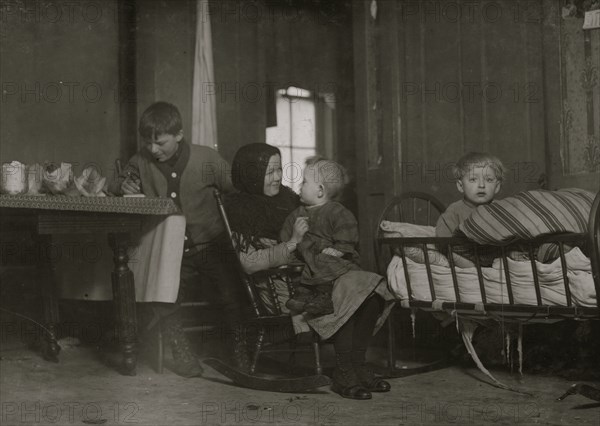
[[222, 301, 251, 372], [304, 285, 334, 316], [285, 285, 315, 313], [352, 350, 391, 392], [225, 324, 250, 372], [162, 313, 204, 378], [331, 352, 372, 400], [232, 330, 250, 372]]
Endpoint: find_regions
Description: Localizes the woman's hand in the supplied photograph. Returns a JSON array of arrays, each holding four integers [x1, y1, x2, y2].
[[290, 216, 309, 244]]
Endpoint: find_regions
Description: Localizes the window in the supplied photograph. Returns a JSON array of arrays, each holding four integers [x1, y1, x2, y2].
[[266, 87, 316, 192]]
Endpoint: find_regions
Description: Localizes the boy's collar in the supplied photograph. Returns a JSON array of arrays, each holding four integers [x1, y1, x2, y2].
[[462, 198, 495, 208]]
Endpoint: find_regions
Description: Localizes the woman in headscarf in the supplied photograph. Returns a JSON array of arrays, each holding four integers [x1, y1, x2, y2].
[[225, 143, 394, 400]]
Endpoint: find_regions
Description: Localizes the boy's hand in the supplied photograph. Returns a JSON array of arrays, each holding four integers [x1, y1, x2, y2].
[[290, 216, 309, 243], [322, 247, 343, 257], [121, 176, 141, 195]]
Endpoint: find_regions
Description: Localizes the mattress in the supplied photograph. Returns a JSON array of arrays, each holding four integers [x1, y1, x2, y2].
[[387, 247, 596, 307]]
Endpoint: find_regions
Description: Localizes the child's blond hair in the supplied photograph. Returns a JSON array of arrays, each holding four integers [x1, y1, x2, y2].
[[453, 152, 505, 181], [304, 156, 349, 201]]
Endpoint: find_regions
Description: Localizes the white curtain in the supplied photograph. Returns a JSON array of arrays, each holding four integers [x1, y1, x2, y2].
[[191, 0, 218, 148]]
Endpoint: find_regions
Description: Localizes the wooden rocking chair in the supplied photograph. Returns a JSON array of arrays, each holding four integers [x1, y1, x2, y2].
[[203, 189, 331, 392]]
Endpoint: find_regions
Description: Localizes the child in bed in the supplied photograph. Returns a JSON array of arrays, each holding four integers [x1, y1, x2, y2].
[[280, 156, 362, 316], [436, 152, 505, 237], [435, 152, 505, 268]]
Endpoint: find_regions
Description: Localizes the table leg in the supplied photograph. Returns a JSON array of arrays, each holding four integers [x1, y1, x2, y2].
[[108, 232, 137, 376], [37, 234, 61, 362]]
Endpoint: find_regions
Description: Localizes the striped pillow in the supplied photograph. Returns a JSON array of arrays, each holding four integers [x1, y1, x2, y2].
[[458, 188, 595, 261]]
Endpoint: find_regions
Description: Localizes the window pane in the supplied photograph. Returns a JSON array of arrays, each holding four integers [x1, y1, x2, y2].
[[290, 98, 316, 149], [266, 95, 290, 148]]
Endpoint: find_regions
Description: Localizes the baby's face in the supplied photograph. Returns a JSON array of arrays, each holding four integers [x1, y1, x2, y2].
[[299, 166, 324, 206], [457, 166, 501, 206]]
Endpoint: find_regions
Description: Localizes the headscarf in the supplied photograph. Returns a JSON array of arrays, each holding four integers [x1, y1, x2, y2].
[[225, 143, 299, 251]]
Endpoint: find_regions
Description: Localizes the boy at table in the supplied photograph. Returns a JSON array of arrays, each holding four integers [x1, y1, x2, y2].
[[109, 101, 245, 377]]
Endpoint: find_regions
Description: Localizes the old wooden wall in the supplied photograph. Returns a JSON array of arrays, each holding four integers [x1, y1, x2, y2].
[[353, 0, 599, 269], [1, 0, 122, 180], [542, 0, 600, 190]]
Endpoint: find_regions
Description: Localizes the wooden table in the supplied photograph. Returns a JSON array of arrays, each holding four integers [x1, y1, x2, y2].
[[0, 194, 179, 375]]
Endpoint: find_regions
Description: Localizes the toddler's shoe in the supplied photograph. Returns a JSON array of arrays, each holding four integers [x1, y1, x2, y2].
[[285, 286, 314, 313], [285, 297, 307, 313]]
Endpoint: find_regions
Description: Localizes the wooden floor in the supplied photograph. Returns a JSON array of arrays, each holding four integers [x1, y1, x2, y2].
[[1, 340, 599, 426]]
